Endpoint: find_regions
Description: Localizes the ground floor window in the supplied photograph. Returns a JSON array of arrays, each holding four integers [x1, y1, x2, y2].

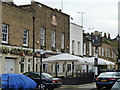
[[67, 64, 71, 72], [36, 59, 39, 72], [21, 59, 25, 73]]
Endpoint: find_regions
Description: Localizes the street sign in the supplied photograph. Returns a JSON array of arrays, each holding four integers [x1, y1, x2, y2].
[[92, 31, 102, 47]]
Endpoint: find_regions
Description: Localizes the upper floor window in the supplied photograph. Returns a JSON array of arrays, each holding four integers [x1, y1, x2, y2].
[[112, 50, 114, 58], [41, 27, 45, 46], [102, 48, 104, 56], [99, 47, 101, 56], [84, 43, 86, 55], [72, 40, 75, 54], [108, 49, 110, 57], [106, 48, 107, 57], [78, 42, 80, 54], [93, 47, 95, 56], [89, 41, 92, 56], [23, 29, 28, 46], [52, 31, 55, 48], [61, 33, 64, 49], [2, 24, 8, 43]]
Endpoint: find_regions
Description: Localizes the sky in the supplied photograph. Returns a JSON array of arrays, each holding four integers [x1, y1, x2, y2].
[[13, 0, 120, 39]]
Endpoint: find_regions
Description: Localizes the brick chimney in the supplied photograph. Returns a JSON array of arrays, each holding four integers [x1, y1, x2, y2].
[[104, 33, 106, 38]]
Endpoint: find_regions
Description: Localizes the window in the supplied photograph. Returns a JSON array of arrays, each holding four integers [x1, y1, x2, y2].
[[57, 64, 60, 72], [61, 33, 64, 49], [28, 59, 32, 72], [36, 59, 39, 72], [21, 59, 25, 73], [102, 48, 104, 56], [43, 64, 48, 73], [67, 64, 71, 72], [72, 40, 75, 54], [112, 50, 114, 58], [23, 29, 28, 46], [93, 47, 95, 56], [108, 49, 110, 57], [41, 27, 45, 46], [78, 42, 80, 54], [99, 47, 101, 56], [106, 48, 107, 57], [51, 64, 54, 73], [63, 64, 65, 72], [89, 41, 92, 56], [2, 24, 8, 43], [84, 43, 86, 55], [52, 31, 55, 48]]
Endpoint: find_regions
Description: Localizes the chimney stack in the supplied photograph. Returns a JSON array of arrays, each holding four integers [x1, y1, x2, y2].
[[104, 33, 106, 38], [108, 34, 110, 39]]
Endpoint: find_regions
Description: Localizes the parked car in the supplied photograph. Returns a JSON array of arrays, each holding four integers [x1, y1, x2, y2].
[[111, 79, 120, 90], [95, 72, 120, 89], [23, 72, 62, 90], [0, 73, 37, 89]]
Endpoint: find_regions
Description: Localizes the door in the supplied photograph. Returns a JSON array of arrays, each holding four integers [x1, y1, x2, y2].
[[5, 59, 15, 73]]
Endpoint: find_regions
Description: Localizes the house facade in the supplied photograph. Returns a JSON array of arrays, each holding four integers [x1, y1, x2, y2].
[[83, 32, 117, 70], [0, 1, 70, 74], [70, 23, 83, 56]]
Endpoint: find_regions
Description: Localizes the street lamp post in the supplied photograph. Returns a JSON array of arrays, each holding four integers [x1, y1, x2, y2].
[[39, 49, 43, 90], [77, 12, 85, 27], [33, 16, 35, 72], [117, 34, 120, 71]]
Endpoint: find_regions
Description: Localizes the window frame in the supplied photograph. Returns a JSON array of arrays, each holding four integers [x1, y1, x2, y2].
[[61, 33, 64, 49], [52, 30, 56, 48], [23, 29, 28, 46], [40, 27, 45, 46], [2, 24, 8, 44]]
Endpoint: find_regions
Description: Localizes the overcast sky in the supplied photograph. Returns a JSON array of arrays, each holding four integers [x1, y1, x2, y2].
[[13, 0, 120, 39]]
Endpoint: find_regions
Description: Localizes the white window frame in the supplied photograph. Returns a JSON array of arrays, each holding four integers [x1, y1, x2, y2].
[[23, 29, 28, 46], [99, 47, 101, 56], [21, 59, 25, 73], [106, 48, 107, 57], [89, 41, 92, 56], [84, 43, 86, 55], [93, 47, 95, 56], [51, 64, 54, 73], [102, 48, 104, 56], [52, 31, 55, 48], [2, 24, 8, 44], [41, 27, 45, 46], [108, 49, 110, 57], [72, 40, 75, 54], [78, 42, 80, 54], [112, 50, 114, 58], [61, 33, 64, 49], [28, 59, 32, 72], [36, 59, 39, 72]]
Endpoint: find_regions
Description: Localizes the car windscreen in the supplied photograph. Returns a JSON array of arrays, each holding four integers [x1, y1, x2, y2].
[[42, 73, 52, 78], [98, 73, 114, 77]]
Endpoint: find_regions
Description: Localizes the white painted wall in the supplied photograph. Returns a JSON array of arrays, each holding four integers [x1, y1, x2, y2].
[[70, 23, 83, 56]]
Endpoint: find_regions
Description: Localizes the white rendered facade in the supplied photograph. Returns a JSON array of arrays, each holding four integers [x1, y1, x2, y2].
[[70, 23, 83, 56]]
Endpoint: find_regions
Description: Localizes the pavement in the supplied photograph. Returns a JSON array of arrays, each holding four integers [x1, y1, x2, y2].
[[60, 82, 96, 88]]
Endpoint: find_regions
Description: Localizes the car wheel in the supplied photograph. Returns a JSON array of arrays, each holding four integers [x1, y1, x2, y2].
[[96, 85, 101, 89], [38, 84, 46, 90]]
